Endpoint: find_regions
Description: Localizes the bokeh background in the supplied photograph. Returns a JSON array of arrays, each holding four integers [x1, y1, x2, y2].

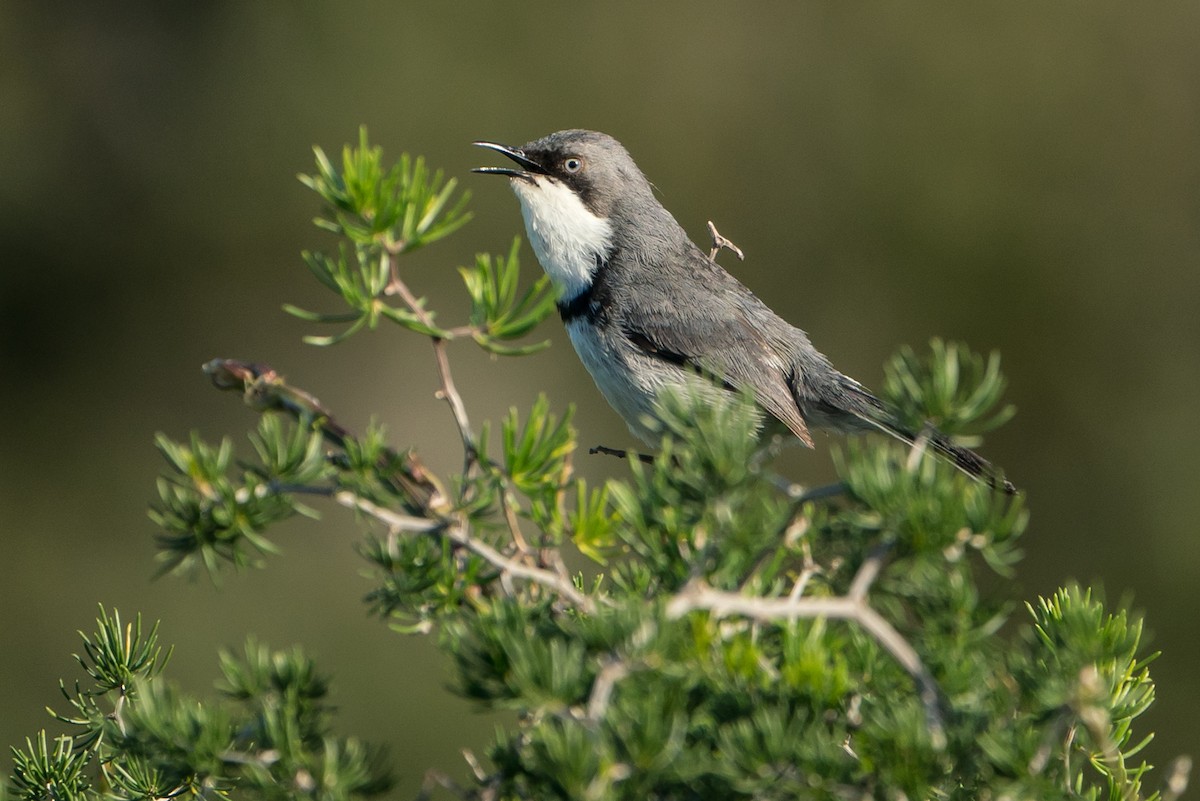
[[3, 3, 1197, 795]]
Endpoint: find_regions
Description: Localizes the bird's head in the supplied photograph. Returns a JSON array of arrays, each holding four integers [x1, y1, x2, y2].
[[473, 129, 653, 222], [475, 130, 665, 295]]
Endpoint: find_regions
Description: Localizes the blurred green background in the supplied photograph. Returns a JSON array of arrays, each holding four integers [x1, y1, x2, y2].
[[2, 2, 1197, 795]]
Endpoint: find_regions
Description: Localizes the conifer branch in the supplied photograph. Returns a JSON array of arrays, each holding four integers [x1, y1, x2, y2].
[[665, 545, 946, 744], [204, 358, 447, 512], [335, 491, 595, 613], [204, 357, 594, 614]]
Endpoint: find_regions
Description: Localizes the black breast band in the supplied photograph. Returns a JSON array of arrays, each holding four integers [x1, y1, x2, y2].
[[557, 252, 611, 324]]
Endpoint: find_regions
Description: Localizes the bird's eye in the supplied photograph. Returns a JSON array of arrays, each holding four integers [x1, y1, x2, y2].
[[564, 157, 583, 173]]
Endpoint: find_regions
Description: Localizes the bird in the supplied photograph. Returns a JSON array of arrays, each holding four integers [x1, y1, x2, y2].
[[472, 130, 1013, 493]]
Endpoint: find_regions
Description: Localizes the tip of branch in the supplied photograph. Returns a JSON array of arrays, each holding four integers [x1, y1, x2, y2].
[[203, 359, 278, 391]]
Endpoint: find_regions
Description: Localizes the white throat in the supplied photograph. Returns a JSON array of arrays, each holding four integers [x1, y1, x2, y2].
[[511, 177, 611, 300]]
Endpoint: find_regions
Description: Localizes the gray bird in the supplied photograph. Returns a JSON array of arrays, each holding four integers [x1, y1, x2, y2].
[[473, 130, 1012, 493]]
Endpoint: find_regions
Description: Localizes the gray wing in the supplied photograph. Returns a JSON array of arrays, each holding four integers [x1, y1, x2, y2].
[[616, 276, 815, 448]]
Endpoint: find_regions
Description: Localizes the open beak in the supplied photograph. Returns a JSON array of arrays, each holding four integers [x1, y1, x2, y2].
[[472, 141, 548, 181]]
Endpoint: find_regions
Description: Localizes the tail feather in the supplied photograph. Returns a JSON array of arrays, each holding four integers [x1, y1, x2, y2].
[[924, 430, 1016, 494], [815, 374, 1016, 494]]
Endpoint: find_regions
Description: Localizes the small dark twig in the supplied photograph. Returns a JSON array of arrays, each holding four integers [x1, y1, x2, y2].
[[589, 445, 655, 464], [707, 220, 745, 261], [203, 359, 447, 513], [786, 481, 848, 503]]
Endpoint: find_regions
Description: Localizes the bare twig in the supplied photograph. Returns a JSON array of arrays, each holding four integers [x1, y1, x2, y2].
[[1063, 724, 1077, 792], [847, 542, 892, 603], [586, 658, 631, 723], [111, 689, 128, 736], [384, 249, 477, 469], [841, 734, 859, 760], [706, 220, 745, 262], [432, 337, 477, 468], [543, 546, 575, 588], [206, 358, 597, 616], [461, 749, 488, 783], [499, 485, 533, 556], [332, 491, 441, 532], [445, 324, 478, 339], [416, 769, 476, 801], [666, 550, 945, 743], [203, 359, 447, 512], [332, 491, 597, 614], [1163, 756, 1192, 801], [782, 537, 820, 599], [787, 556, 820, 603], [1075, 666, 1137, 801]]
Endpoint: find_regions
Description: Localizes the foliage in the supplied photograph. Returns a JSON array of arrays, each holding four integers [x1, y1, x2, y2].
[[881, 339, 1016, 444], [6, 608, 388, 801], [5, 131, 1185, 801]]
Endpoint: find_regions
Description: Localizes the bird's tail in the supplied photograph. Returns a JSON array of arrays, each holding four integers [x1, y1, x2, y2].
[[919, 429, 1015, 494], [822, 374, 1016, 494]]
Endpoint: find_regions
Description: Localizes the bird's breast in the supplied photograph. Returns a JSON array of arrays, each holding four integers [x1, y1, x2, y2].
[[564, 317, 730, 444], [564, 318, 667, 443]]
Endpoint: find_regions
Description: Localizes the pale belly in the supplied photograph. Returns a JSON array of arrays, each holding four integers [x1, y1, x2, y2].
[[565, 319, 728, 444]]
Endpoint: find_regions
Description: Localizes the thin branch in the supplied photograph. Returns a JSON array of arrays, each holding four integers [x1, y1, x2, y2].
[[1063, 724, 1077, 793], [788, 560, 819, 603], [666, 574, 945, 743], [384, 249, 477, 469], [416, 769, 475, 801], [706, 220, 745, 262], [847, 541, 892, 603], [461, 749, 488, 784], [786, 481, 848, 503], [499, 485, 532, 556], [332, 491, 441, 532], [741, 497, 819, 596], [205, 358, 595, 615], [204, 359, 447, 512], [332, 491, 597, 614], [585, 658, 631, 723], [1163, 756, 1192, 801], [432, 337, 477, 468], [543, 547, 577, 597], [1075, 665, 1136, 801]]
